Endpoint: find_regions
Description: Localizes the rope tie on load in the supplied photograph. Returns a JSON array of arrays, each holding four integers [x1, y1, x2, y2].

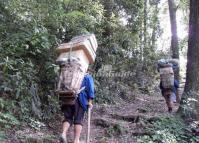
[[69, 42, 74, 63]]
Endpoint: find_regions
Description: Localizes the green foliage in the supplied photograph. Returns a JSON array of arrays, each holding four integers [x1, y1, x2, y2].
[[105, 123, 127, 137], [0, 0, 162, 125], [27, 118, 46, 130], [0, 131, 6, 142], [94, 80, 116, 104], [0, 0, 59, 121], [0, 98, 20, 133], [0, 97, 17, 113], [0, 98, 20, 141], [0, 112, 20, 127], [64, 10, 97, 36], [137, 117, 198, 143], [179, 91, 199, 119]]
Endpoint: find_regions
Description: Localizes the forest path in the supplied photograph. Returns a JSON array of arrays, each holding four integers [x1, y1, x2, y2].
[[84, 93, 180, 143], [4, 92, 182, 143]]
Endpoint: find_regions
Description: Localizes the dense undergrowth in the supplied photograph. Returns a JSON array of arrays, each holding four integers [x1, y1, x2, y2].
[[0, 0, 161, 122], [138, 116, 199, 143], [0, 97, 20, 141]]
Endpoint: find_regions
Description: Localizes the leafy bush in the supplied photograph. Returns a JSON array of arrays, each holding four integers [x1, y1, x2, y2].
[[179, 91, 199, 119], [137, 117, 198, 143], [0, 110, 20, 141], [0, 131, 6, 142], [0, 112, 20, 128], [0, 98, 20, 129], [105, 123, 127, 137]]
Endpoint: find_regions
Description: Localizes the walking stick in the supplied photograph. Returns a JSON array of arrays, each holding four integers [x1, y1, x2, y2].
[[86, 107, 91, 143]]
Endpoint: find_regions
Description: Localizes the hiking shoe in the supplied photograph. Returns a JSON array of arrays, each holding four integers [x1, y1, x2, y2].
[[59, 134, 67, 143]]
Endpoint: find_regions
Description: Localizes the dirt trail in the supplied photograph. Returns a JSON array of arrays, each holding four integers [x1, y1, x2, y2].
[[4, 93, 180, 143]]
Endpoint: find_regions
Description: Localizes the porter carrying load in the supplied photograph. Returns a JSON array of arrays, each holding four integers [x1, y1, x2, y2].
[[158, 59, 179, 112], [157, 59, 176, 89], [56, 34, 98, 105], [159, 63, 174, 89]]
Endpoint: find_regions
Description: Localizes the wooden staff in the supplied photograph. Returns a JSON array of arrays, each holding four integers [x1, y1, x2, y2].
[[86, 107, 91, 143]]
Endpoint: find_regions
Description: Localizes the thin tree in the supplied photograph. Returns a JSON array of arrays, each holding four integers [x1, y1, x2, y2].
[[103, 0, 114, 39], [143, 0, 147, 58], [168, 0, 179, 79]]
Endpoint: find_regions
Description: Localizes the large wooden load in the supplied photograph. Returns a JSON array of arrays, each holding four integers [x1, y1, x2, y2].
[[157, 59, 178, 89], [56, 34, 98, 105], [159, 64, 174, 89], [56, 34, 97, 70]]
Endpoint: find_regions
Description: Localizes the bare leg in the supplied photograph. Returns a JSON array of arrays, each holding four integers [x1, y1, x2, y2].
[[61, 121, 70, 142], [74, 124, 82, 143]]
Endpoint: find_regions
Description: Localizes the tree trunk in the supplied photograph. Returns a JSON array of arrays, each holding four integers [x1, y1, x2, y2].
[[151, 3, 158, 52], [168, 0, 179, 79], [103, 0, 114, 38], [178, 0, 199, 119], [141, 0, 147, 63], [144, 0, 147, 52], [184, 0, 199, 92]]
